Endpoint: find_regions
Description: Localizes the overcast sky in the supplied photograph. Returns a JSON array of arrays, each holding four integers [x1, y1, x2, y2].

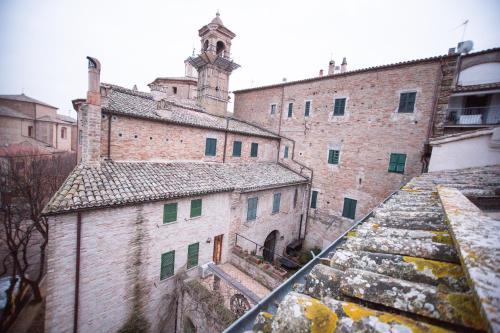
[[1, 0, 499, 117]]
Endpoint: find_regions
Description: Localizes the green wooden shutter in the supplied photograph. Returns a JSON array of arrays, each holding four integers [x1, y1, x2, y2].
[[233, 141, 242, 157], [334, 98, 346, 116], [163, 203, 177, 224], [328, 150, 339, 164], [284, 146, 289, 158], [205, 138, 217, 156], [250, 143, 258, 157], [288, 103, 293, 117], [190, 199, 202, 217], [160, 251, 175, 280], [398, 93, 408, 112], [311, 191, 318, 209], [399, 92, 416, 113], [389, 153, 406, 173], [247, 197, 258, 221], [187, 243, 199, 269], [342, 198, 357, 219], [272, 193, 281, 214], [304, 101, 311, 117]]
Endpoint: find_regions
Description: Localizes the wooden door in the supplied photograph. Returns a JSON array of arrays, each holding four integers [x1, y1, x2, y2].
[[213, 234, 223, 264]]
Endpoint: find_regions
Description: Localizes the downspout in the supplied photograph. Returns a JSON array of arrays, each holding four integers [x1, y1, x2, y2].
[[222, 117, 229, 163], [74, 212, 82, 333], [107, 115, 112, 160]]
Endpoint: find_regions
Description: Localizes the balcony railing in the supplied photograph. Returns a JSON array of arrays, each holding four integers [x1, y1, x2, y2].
[[445, 106, 500, 126]]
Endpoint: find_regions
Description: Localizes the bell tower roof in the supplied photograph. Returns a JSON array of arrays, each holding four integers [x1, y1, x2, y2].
[[210, 11, 223, 26], [198, 12, 235, 39]]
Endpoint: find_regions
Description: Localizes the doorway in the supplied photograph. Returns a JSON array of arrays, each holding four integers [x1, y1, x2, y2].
[[213, 234, 223, 264], [263, 230, 278, 263]]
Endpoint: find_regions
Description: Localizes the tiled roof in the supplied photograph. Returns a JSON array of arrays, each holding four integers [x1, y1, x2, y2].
[[43, 161, 307, 215], [56, 114, 77, 124], [0, 105, 31, 119], [453, 82, 500, 93], [101, 84, 279, 139], [0, 93, 57, 109], [232, 165, 500, 333]]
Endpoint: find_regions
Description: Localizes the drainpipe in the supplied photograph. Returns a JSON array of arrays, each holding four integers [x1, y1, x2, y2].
[[74, 212, 82, 333], [222, 117, 229, 163], [107, 115, 112, 160]]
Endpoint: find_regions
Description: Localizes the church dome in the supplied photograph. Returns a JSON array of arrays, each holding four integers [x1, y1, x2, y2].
[[210, 11, 224, 26]]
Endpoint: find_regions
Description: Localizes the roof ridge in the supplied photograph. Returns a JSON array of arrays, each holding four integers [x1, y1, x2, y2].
[[101, 83, 154, 100]]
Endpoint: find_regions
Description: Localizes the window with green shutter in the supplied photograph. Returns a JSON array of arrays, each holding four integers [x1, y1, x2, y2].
[[233, 141, 242, 157], [205, 138, 217, 156], [247, 197, 258, 221], [284, 146, 289, 159], [187, 243, 199, 269], [272, 193, 281, 214], [328, 149, 340, 164], [160, 250, 175, 280], [398, 92, 416, 113], [304, 101, 311, 117], [333, 98, 346, 116], [342, 198, 357, 219], [288, 103, 293, 118], [190, 199, 202, 218], [250, 143, 258, 157], [310, 191, 318, 209], [388, 153, 407, 173], [163, 203, 177, 224]]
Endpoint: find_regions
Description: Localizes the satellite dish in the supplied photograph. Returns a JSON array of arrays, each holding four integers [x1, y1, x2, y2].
[[457, 40, 473, 54]]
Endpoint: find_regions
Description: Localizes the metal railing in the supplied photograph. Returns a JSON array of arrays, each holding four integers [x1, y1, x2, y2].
[[445, 105, 500, 125]]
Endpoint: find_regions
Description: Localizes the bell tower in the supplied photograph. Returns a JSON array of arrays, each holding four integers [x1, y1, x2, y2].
[[186, 12, 240, 116]]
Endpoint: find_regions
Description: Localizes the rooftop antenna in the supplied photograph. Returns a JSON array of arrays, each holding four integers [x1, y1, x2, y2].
[[460, 19, 469, 42]]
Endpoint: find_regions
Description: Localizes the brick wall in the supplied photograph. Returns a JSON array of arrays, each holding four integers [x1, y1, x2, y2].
[[234, 61, 442, 247]]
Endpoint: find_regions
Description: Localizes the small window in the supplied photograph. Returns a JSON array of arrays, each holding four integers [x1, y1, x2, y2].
[[247, 197, 258, 221], [163, 203, 178, 224], [205, 138, 217, 156], [173, 87, 178, 94], [270, 104, 277, 115], [293, 188, 298, 208], [310, 191, 318, 209], [28, 126, 33, 137], [232, 141, 242, 157], [328, 150, 340, 165], [250, 143, 258, 157], [304, 101, 311, 117], [160, 251, 175, 280], [187, 243, 199, 269], [284, 146, 289, 159], [61, 127, 67, 139], [272, 193, 281, 214], [398, 92, 416, 113], [287, 103, 293, 118], [190, 199, 202, 218], [333, 98, 346, 116], [388, 153, 407, 173], [342, 198, 357, 219]]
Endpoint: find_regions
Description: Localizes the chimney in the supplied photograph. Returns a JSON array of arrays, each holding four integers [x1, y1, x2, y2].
[[319, 69, 324, 77], [328, 60, 335, 75], [341, 57, 347, 73], [448, 47, 456, 55], [81, 56, 102, 165]]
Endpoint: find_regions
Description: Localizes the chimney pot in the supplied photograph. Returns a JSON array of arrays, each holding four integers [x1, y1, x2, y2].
[[340, 57, 347, 73], [448, 47, 456, 55], [319, 69, 324, 77], [86, 56, 101, 105], [328, 60, 335, 75]]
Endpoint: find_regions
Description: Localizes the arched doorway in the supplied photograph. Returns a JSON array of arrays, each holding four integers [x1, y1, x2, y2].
[[263, 230, 278, 263]]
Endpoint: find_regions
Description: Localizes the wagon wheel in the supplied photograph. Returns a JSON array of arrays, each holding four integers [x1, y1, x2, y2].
[[230, 294, 250, 316]]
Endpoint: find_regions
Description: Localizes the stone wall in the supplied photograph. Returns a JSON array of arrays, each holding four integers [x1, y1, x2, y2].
[[229, 252, 283, 290]]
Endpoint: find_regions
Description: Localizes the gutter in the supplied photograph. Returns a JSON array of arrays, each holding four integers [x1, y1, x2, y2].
[[74, 212, 82, 333], [223, 187, 400, 333]]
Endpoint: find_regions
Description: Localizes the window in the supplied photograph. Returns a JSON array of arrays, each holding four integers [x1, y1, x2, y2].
[[232, 141, 242, 157], [310, 191, 318, 209], [163, 203, 178, 224], [398, 92, 416, 113], [173, 87, 177, 94], [342, 198, 357, 219], [270, 104, 277, 115], [250, 143, 258, 157], [272, 193, 281, 214], [160, 251, 175, 280], [333, 98, 346, 116], [328, 149, 340, 165], [28, 126, 33, 137], [287, 103, 293, 118], [187, 243, 199, 269], [61, 127, 67, 139], [205, 138, 217, 156], [247, 197, 258, 221], [284, 146, 289, 159], [293, 188, 298, 208], [388, 153, 407, 173], [190, 199, 202, 218], [304, 101, 311, 117]]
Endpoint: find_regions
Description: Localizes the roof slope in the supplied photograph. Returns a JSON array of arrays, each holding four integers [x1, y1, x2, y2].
[[43, 161, 307, 215], [0, 105, 32, 119], [0, 93, 57, 109], [101, 84, 279, 139], [231, 165, 500, 333]]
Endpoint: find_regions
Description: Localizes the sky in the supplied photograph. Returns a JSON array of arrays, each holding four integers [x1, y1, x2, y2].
[[0, 0, 499, 118]]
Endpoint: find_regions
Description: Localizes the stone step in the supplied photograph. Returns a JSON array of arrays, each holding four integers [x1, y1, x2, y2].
[[341, 236, 459, 263], [339, 268, 485, 331], [328, 249, 468, 292]]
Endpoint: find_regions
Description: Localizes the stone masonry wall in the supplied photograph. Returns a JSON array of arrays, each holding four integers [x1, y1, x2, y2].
[[234, 61, 442, 248]]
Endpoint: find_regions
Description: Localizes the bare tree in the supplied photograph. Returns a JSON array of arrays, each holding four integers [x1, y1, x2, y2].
[[0, 148, 75, 329]]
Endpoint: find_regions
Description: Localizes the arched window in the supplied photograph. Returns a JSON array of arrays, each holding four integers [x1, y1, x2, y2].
[[203, 40, 209, 51], [184, 317, 196, 333], [216, 41, 225, 55], [61, 127, 67, 139]]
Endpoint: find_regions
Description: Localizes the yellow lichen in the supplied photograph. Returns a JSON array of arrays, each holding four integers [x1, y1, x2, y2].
[[371, 223, 380, 230], [403, 256, 464, 278], [347, 231, 358, 237], [342, 302, 376, 320], [261, 312, 273, 319], [431, 231, 454, 245], [401, 187, 423, 193], [302, 298, 338, 333], [446, 293, 485, 330]]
